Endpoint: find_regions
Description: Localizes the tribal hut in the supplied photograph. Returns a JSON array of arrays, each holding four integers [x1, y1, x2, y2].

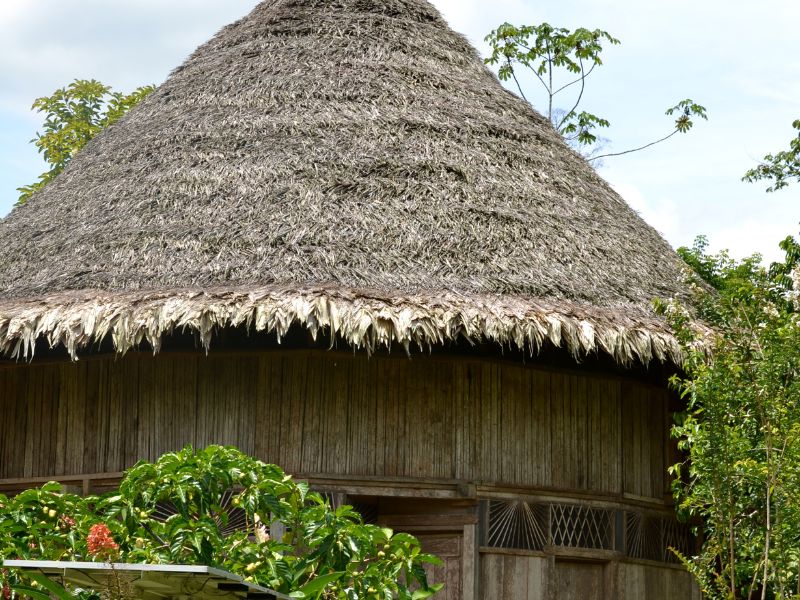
[[0, 1, 700, 598]]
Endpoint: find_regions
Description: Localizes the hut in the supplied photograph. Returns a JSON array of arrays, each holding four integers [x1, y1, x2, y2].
[[0, 0, 700, 598]]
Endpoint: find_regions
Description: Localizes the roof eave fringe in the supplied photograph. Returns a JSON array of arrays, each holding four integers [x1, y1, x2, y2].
[[0, 289, 686, 367]]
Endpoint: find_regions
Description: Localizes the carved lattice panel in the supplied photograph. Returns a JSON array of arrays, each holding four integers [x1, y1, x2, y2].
[[550, 503, 614, 550], [626, 511, 694, 563], [484, 500, 549, 551], [625, 512, 662, 561], [662, 515, 693, 562], [316, 491, 378, 524], [152, 489, 250, 537]]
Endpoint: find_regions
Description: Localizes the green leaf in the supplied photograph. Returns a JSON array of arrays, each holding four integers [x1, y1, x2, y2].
[[11, 585, 55, 600], [297, 572, 345, 596], [412, 584, 444, 599], [28, 573, 76, 600]]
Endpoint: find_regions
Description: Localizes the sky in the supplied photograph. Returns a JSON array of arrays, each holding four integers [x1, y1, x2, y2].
[[0, 0, 798, 262]]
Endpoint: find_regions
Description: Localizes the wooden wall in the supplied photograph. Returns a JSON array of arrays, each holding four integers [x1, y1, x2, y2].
[[479, 553, 700, 599], [0, 350, 668, 501]]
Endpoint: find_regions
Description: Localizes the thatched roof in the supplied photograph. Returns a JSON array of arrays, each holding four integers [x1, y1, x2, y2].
[[0, 0, 691, 365]]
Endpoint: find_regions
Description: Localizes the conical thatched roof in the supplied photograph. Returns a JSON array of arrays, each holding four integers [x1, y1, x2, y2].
[[0, 0, 692, 364]]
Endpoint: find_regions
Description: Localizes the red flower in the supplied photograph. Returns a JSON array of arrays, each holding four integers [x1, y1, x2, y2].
[[2, 568, 10, 600], [87, 523, 118, 559]]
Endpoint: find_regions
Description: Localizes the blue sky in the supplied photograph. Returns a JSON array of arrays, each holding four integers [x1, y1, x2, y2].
[[1, 0, 798, 261]]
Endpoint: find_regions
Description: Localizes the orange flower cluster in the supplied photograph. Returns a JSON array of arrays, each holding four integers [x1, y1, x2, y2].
[[87, 523, 118, 558]]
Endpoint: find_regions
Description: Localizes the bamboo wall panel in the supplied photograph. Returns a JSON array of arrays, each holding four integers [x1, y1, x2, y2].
[[617, 563, 701, 600], [0, 352, 668, 499], [555, 561, 604, 600], [479, 554, 546, 599]]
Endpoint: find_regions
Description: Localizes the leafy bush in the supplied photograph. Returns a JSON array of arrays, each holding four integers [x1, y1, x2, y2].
[[0, 446, 442, 599]]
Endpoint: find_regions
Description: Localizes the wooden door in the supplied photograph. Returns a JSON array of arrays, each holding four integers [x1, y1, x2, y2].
[[416, 533, 463, 600], [554, 561, 604, 600]]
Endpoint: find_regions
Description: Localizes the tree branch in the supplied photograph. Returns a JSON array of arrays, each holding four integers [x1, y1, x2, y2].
[[552, 62, 597, 96], [507, 59, 530, 104], [588, 128, 680, 161], [556, 56, 587, 132]]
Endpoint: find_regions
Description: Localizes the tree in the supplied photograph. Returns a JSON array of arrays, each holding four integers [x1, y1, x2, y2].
[[0, 445, 442, 600], [657, 236, 800, 599], [743, 119, 800, 192], [484, 23, 707, 161], [16, 79, 154, 206]]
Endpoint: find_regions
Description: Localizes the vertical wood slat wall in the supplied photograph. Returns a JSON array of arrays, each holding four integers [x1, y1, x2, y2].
[[478, 555, 701, 600], [0, 352, 668, 501]]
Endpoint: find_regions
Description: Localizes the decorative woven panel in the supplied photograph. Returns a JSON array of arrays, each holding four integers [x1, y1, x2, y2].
[[482, 499, 693, 563], [484, 499, 549, 551], [549, 503, 614, 550]]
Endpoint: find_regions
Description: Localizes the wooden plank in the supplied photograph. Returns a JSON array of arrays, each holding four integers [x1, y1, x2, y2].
[[532, 369, 551, 488], [383, 358, 401, 477], [136, 356, 156, 462], [439, 362, 456, 480], [253, 355, 270, 461], [549, 371, 565, 489], [554, 561, 603, 600], [638, 384, 651, 498], [122, 355, 142, 470], [621, 381, 640, 496], [610, 379, 622, 494], [8, 368, 28, 479], [526, 556, 547, 599], [321, 355, 349, 475], [300, 355, 323, 474], [479, 553, 504, 600], [574, 374, 588, 490], [238, 356, 259, 456], [372, 356, 386, 477], [587, 377, 602, 491], [500, 365, 522, 485], [59, 363, 83, 476], [460, 362, 480, 482], [462, 524, 477, 600], [502, 555, 528, 598]]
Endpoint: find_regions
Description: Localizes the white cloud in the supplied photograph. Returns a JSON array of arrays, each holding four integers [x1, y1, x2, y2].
[[708, 220, 795, 264], [612, 182, 681, 243]]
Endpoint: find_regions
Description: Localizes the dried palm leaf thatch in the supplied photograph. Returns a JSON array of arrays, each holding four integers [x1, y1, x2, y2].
[[0, 286, 683, 365], [0, 0, 692, 365]]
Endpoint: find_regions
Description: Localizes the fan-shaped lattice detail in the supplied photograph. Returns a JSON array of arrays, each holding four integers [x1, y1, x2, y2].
[[151, 489, 258, 538], [625, 511, 661, 560], [626, 511, 693, 563], [662, 516, 693, 561], [316, 491, 378, 525], [482, 500, 693, 564], [484, 500, 549, 551]]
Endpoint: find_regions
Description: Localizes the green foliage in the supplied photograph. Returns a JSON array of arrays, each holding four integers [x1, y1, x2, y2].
[[743, 119, 800, 192], [485, 22, 618, 148], [484, 22, 706, 161], [659, 237, 800, 599], [16, 79, 154, 206], [0, 446, 442, 599], [666, 99, 708, 134]]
